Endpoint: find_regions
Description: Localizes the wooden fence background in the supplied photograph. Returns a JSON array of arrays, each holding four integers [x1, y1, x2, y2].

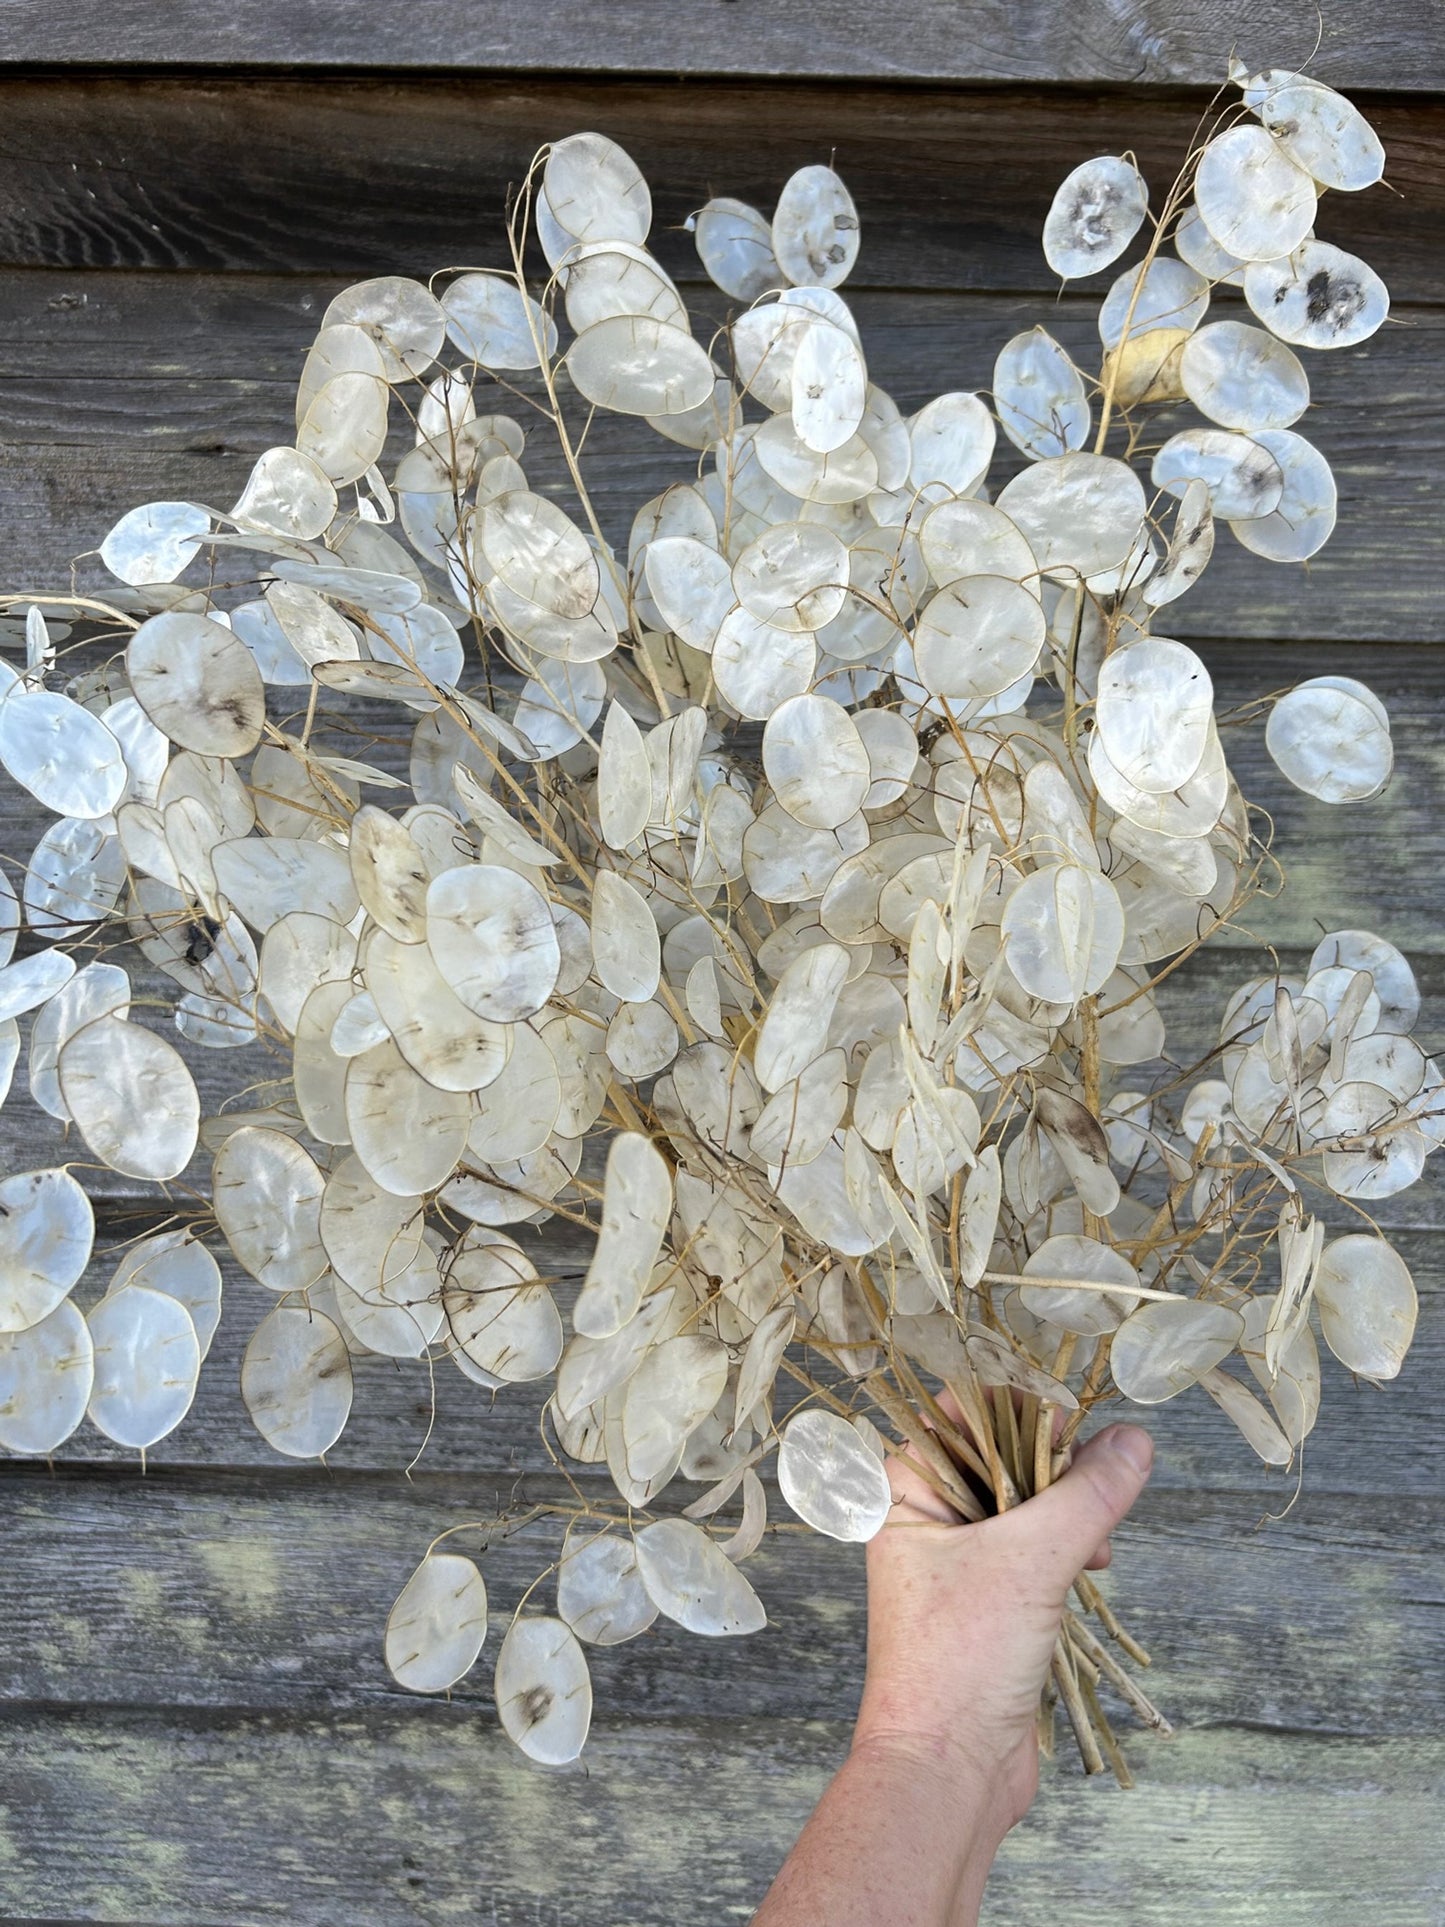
[[0, 5, 1443, 1921]]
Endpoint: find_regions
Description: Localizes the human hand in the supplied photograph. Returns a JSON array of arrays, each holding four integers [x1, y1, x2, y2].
[[851, 1407, 1155, 1840]]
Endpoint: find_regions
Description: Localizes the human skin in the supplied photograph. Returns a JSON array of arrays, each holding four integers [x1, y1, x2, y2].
[[751, 1417, 1155, 1926]]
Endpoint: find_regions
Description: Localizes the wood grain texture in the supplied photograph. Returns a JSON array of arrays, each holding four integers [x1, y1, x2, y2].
[[1, 646, 1443, 964], [3, 744, 1445, 1214], [0, 1466, 1441, 1736], [0, 1709, 1437, 1926], [0, 273, 1440, 642], [1, 0, 1442, 87], [0, 79, 1439, 296], [0, 53, 1441, 1927], [6, 1221, 1438, 1488]]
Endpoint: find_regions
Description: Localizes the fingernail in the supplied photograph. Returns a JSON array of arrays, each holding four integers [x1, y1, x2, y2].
[[1105, 1425, 1153, 1477]]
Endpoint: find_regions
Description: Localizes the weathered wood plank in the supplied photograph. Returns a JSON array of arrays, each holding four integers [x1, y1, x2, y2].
[[0, 279, 1439, 642], [0, 80, 1438, 295], [3, 940, 1440, 1216], [2, 663, 1441, 1220], [5, 1219, 1438, 1490], [0, 1707, 1436, 1927], [2, 0, 1442, 86], [0, 1466, 1439, 1739], [0, 640, 1441, 957]]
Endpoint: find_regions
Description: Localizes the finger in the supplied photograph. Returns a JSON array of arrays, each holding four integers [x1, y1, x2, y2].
[[1084, 1536, 1113, 1571], [1010, 1423, 1152, 1593]]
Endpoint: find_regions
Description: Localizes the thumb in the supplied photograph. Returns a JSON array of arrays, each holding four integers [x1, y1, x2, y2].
[[1014, 1423, 1154, 1595]]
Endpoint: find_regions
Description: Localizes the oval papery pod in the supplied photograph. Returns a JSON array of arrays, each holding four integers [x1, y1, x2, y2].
[[345, 1039, 471, 1196], [28, 962, 131, 1121], [0, 949, 76, 1024], [573, 1132, 673, 1338], [762, 694, 871, 831], [993, 327, 1091, 461], [0, 1168, 94, 1336], [1243, 242, 1388, 350], [495, 1615, 593, 1765], [554, 1286, 677, 1423], [1244, 72, 1385, 191], [465, 1024, 561, 1163], [1042, 156, 1148, 280], [1095, 637, 1213, 794], [425, 864, 561, 1022], [212, 837, 359, 932], [908, 392, 995, 499], [334, 1237, 445, 1360], [589, 869, 661, 1003], [1194, 125, 1317, 262], [322, 276, 445, 381], [1019, 1233, 1141, 1336], [107, 1230, 224, 1361], [1145, 479, 1214, 609], [996, 454, 1147, 580], [1097, 257, 1208, 349], [1239, 1293, 1321, 1445], [643, 537, 734, 651], [1153, 428, 1283, 522], [363, 929, 511, 1095], [241, 1305, 353, 1458], [545, 131, 651, 250], [772, 166, 860, 288], [1088, 719, 1228, 839], [212, 1127, 328, 1294], [912, 575, 1046, 710], [1199, 1366, 1293, 1465], [691, 196, 782, 302], [621, 1334, 729, 1485], [1317, 1081, 1425, 1201], [441, 272, 554, 373], [1313, 1235, 1417, 1379], [790, 317, 868, 454], [0, 1299, 94, 1454], [1110, 1297, 1244, 1403], [566, 317, 716, 418], [1310, 930, 1418, 1035], [443, 1231, 563, 1384], [754, 942, 851, 1092], [385, 1551, 488, 1693], [1229, 427, 1337, 563], [633, 1518, 767, 1636], [557, 1526, 660, 1646], [0, 690, 128, 820], [58, 1016, 200, 1183], [1178, 321, 1308, 431], [86, 1284, 201, 1449], [100, 500, 210, 586], [1266, 677, 1392, 803], [777, 1407, 893, 1541], [1001, 863, 1124, 1006], [1174, 201, 1246, 285]]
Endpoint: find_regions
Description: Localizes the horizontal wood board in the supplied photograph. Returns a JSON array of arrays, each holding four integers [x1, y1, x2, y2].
[[0, 0, 1442, 88], [0, 276, 1441, 642], [0, 1714, 1436, 1927], [1, 53, 1443, 1927], [0, 80, 1441, 296]]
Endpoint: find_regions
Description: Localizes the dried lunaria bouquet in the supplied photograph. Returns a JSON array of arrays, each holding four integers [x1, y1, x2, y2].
[[0, 58, 1424, 1780]]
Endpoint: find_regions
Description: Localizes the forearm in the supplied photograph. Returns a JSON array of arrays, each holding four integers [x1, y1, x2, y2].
[[751, 1735, 1009, 1927]]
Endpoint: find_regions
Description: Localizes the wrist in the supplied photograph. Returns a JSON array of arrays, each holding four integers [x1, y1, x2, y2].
[[845, 1722, 1019, 1855]]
